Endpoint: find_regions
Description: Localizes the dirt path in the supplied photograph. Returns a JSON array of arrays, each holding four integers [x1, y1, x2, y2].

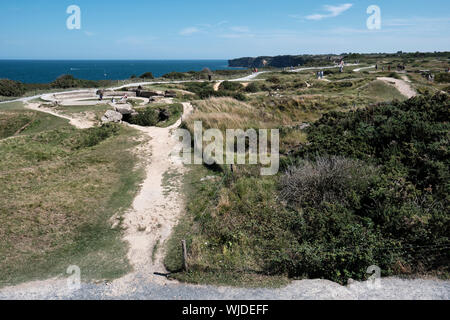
[[290, 63, 360, 73], [24, 102, 95, 129], [213, 81, 223, 91], [124, 103, 192, 274], [377, 77, 417, 98], [353, 65, 376, 72], [103, 102, 193, 295]]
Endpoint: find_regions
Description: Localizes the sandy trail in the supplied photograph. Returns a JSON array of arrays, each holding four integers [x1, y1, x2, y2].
[[104, 102, 193, 295], [124, 103, 192, 274], [353, 65, 376, 72], [213, 81, 223, 91], [377, 77, 417, 98]]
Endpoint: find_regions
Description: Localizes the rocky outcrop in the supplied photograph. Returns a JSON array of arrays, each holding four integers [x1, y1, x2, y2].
[[101, 110, 123, 123], [115, 105, 134, 115]]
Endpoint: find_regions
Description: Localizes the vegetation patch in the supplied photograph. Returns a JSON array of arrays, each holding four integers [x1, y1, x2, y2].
[[166, 94, 449, 285], [0, 118, 145, 287], [126, 103, 183, 127]]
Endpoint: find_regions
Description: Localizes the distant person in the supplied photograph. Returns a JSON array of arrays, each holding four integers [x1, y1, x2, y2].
[[375, 64, 378, 70], [208, 74, 212, 81], [388, 66, 391, 71]]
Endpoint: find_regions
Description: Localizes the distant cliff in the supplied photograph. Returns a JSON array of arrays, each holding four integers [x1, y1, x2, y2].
[[229, 55, 309, 68]]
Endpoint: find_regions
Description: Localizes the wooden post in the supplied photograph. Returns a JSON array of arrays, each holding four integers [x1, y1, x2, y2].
[[182, 240, 188, 271]]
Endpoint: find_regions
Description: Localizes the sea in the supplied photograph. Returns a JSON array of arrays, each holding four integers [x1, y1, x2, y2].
[[0, 60, 240, 84]]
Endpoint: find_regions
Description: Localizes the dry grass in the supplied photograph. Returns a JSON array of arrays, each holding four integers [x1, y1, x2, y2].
[[185, 97, 278, 132]]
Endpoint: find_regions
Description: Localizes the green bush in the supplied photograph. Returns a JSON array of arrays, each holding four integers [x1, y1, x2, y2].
[[435, 73, 450, 83], [50, 75, 107, 89], [0, 79, 26, 97], [139, 72, 154, 79], [245, 82, 260, 93], [219, 81, 243, 91], [128, 107, 159, 126], [185, 82, 247, 100], [266, 76, 281, 84], [51, 75, 78, 88], [163, 71, 190, 80]]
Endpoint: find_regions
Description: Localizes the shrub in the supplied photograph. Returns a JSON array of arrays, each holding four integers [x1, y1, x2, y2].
[[232, 92, 247, 101], [266, 76, 280, 84], [280, 156, 378, 208], [245, 82, 260, 93], [435, 73, 450, 83], [139, 72, 154, 79], [128, 107, 159, 126], [51, 75, 78, 88], [163, 71, 188, 80], [0, 79, 26, 97], [219, 81, 243, 91]]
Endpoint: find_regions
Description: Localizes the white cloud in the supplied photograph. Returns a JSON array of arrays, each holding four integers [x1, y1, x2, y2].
[[305, 3, 353, 21], [220, 33, 255, 39], [230, 26, 250, 33], [179, 27, 201, 36]]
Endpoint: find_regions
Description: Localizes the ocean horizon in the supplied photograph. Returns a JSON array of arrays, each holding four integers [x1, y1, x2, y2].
[[0, 60, 242, 84]]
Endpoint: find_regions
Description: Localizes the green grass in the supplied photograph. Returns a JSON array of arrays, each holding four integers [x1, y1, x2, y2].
[[55, 104, 111, 122], [164, 163, 290, 288], [0, 115, 145, 287], [360, 80, 407, 102], [0, 101, 26, 111], [0, 108, 70, 140]]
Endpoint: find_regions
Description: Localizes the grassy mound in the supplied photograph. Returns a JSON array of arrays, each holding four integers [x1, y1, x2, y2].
[[0, 117, 144, 286]]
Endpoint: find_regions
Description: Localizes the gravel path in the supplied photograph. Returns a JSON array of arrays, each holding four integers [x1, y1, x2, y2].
[[1, 274, 448, 300]]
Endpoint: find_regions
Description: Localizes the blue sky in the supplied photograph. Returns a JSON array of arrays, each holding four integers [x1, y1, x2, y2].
[[0, 0, 449, 59]]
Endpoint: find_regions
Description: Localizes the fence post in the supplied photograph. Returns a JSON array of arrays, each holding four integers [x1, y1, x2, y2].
[[182, 240, 188, 271]]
